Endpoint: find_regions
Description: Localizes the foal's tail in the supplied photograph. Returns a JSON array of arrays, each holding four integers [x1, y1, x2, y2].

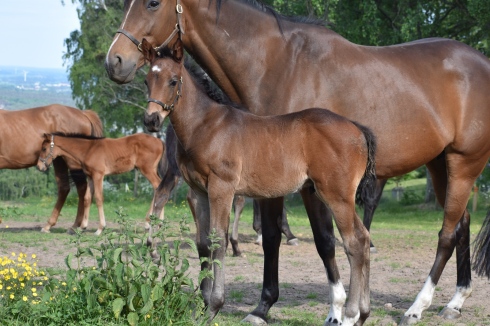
[[83, 110, 104, 137], [472, 211, 490, 278], [352, 122, 377, 208]]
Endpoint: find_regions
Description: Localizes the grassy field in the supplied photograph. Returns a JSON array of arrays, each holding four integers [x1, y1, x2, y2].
[[1, 179, 490, 325]]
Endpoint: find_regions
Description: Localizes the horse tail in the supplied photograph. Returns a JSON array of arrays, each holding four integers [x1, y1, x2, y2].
[[352, 121, 377, 208], [472, 211, 490, 278], [83, 110, 104, 137]]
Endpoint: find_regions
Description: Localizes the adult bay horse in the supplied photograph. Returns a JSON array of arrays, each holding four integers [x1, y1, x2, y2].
[[0, 104, 103, 233], [105, 0, 490, 324], [142, 39, 377, 325], [37, 132, 165, 235]]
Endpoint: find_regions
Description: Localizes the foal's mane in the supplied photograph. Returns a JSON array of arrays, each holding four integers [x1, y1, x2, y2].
[[214, 0, 327, 30], [50, 132, 105, 140]]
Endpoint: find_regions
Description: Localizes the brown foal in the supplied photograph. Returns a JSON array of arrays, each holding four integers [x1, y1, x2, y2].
[[142, 39, 377, 325], [37, 132, 165, 235]]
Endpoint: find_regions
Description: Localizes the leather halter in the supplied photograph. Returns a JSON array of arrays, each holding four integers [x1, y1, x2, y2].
[[147, 76, 183, 112], [39, 135, 55, 168], [116, 0, 185, 54]]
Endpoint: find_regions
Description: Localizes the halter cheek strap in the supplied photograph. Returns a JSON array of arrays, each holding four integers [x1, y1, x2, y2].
[[39, 135, 55, 168], [116, 0, 185, 54], [147, 77, 183, 112]]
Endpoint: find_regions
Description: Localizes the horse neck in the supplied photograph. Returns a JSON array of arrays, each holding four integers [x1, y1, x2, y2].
[[182, 0, 283, 104], [53, 137, 92, 169], [167, 68, 221, 149]]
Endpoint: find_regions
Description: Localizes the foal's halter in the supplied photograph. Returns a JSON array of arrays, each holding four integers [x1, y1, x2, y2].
[[147, 76, 183, 112], [116, 0, 185, 54], [39, 135, 55, 169]]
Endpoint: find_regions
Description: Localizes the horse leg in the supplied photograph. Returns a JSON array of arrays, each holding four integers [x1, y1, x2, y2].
[[70, 169, 88, 229], [243, 197, 284, 325], [189, 190, 214, 305], [362, 178, 387, 252], [300, 187, 347, 325], [252, 199, 263, 245], [314, 182, 371, 326], [400, 154, 486, 325], [148, 171, 180, 229], [230, 195, 245, 257], [206, 182, 235, 319], [79, 178, 94, 233], [91, 175, 106, 236], [279, 206, 299, 246], [41, 158, 71, 233]]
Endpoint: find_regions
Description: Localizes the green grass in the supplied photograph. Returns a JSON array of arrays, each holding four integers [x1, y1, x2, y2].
[[1, 179, 490, 325]]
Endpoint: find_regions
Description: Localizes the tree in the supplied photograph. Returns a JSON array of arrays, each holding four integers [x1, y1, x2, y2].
[[64, 0, 148, 137]]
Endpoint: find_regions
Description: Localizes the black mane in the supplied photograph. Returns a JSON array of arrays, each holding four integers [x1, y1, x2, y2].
[[215, 0, 327, 32], [51, 132, 105, 140]]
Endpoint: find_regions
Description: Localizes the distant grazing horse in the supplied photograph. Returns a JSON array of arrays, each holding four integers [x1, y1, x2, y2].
[[142, 39, 377, 325], [37, 133, 165, 235], [0, 104, 103, 233], [106, 1, 490, 324]]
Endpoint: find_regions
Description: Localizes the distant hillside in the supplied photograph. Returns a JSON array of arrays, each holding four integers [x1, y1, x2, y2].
[[0, 66, 76, 110]]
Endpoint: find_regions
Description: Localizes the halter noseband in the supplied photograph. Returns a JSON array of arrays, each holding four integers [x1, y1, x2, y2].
[[39, 135, 55, 168], [147, 77, 183, 112], [116, 0, 185, 54]]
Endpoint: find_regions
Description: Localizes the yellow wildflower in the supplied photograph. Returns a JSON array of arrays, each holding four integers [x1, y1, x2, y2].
[[9, 294, 14, 299], [22, 296, 28, 302], [31, 254, 36, 259]]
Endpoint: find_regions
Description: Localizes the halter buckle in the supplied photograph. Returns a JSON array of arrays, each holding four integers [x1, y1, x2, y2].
[[176, 4, 183, 14]]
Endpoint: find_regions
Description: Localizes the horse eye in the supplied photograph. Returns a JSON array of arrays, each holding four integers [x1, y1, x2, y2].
[[169, 79, 178, 87], [148, 0, 160, 9]]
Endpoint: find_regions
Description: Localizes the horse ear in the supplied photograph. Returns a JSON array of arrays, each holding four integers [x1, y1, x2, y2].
[[172, 39, 184, 63], [141, 38, 156, 63]]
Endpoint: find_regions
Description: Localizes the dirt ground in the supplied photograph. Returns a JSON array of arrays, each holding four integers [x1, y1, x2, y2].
[[1, 220, 490, 325]]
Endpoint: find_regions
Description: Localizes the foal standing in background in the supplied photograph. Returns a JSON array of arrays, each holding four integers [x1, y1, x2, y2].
[[142, 39, 377, 326], [37, 132, 165, 235]]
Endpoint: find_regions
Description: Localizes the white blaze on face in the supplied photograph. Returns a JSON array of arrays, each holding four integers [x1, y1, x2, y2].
[[152, 65, 162, 73], [106, 0, 136, 65]]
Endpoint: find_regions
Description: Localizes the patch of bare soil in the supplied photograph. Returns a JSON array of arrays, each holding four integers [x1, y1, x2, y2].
[[1, 221, 489, 325]]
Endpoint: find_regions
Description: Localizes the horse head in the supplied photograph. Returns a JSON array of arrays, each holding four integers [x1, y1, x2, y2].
[[105, 0, 185, 84], [37, 134, 56, 172], [142, 38, 184, 132]]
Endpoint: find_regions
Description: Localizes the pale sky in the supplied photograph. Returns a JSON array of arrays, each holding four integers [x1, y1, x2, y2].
[[0, 0, 80, 69]]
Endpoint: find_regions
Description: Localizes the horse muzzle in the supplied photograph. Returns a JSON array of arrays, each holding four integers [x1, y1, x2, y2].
[[104, 50, 140, 84], [144, 111, 165, 132], [36, 160, 48, 172]]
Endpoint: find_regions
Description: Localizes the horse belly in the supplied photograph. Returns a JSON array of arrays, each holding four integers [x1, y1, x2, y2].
[[236, 165, 308, 199]]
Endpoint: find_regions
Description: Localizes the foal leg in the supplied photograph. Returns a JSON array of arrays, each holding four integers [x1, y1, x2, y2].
[[279, 206, 299, 245], [71, 169, 89, 230], [362, 178, 387, 252], [91, 175, 106, 236], [42, 158, 71, 233], [206, 183, 235, 319], [300, 187, 346, 325], [230, 195, 245, 257], [243, 197, 284, 325], [80, 178, 94, 231], [312, 178, 370, 326], [401, 154, 486, 325], [149, 170, 180, 228]]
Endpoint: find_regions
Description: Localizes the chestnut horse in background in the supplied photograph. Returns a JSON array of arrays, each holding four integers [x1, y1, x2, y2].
[[142, 40, 377, 325], [0, 104, 103, 233], [106, 1, 490, 324], [37, 133, 165, 235]]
